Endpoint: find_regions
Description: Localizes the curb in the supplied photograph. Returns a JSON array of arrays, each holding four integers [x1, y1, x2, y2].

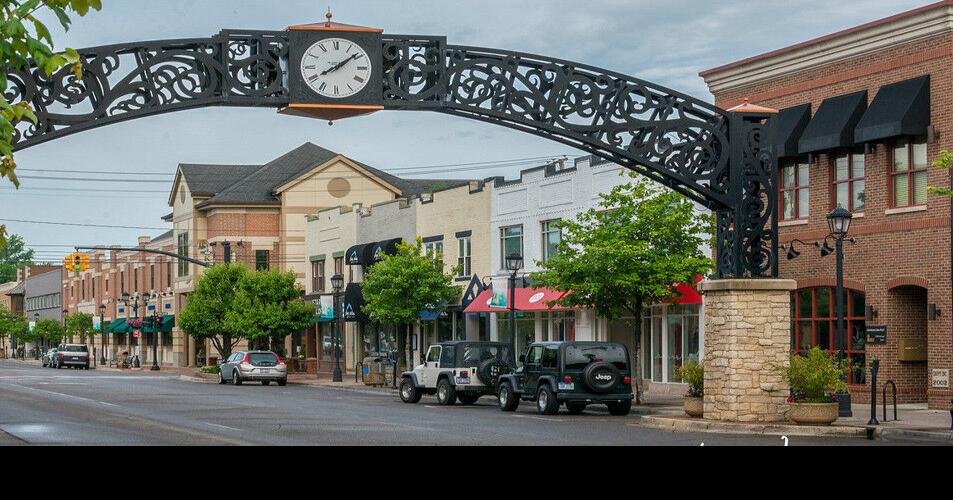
[[879, 427, 953, 443], [637, 415, 878, 439]]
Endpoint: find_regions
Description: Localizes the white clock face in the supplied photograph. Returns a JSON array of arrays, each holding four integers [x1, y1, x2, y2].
[[300, 38, 372, 98]]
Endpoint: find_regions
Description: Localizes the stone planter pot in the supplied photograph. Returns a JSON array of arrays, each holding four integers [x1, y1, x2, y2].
[[684, 396, 704, 418], [787, 402, 839, 425]]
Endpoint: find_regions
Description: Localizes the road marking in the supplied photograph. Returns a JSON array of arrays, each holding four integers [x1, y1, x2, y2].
[[99, 402, 119, 407], [510, 414, 566, 423], [204, 422, 241, 432]]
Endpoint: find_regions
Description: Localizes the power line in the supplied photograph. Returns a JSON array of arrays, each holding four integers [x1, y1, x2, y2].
[[0, 218, 168, 230], [15, 175, 171, 183]]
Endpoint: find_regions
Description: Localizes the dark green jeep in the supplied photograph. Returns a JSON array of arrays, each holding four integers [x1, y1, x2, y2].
[[497, 341, 634, 416]]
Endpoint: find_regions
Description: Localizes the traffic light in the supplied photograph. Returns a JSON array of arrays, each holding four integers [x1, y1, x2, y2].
[[71, 252, 83, 272], [80, 253, 90, 272], [63, 254, 74, 272]]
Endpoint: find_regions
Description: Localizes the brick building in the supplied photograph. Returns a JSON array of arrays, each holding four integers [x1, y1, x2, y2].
[[701, 1, 953, 408]]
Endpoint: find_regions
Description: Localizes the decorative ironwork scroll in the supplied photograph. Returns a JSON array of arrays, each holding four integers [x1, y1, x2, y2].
[[5, 30, 289, 151]]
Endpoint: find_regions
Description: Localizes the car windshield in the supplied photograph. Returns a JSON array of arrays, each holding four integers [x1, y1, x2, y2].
[[62, 345, 87, 352], [248, 353, 278, 364], [564, 344, 628, 370], [459, 344, 513, 366]]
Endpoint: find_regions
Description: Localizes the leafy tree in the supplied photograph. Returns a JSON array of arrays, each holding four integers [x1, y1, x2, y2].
[[7, 314, 28, 354], [930, 150, 953, 198], [64, 311, 92, 343], [178, 264, 248, 361], [224, 269, 314, 355], [0, 233, 34, 283], [362, 238, 461, 368], [32, 317, 63, 345], [0, 304, 14, 354], [531, 173, 713, 403], [0, 0, 104, 246]]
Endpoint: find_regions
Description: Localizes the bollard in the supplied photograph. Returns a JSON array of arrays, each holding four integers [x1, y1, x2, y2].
[[949, 398, 952, 431], [867, 358, 879, 426]]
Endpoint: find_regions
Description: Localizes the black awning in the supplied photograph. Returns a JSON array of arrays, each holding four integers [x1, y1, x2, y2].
[[798, 90, 867, 154], [770, 104, 811, 158], [366, 238, 402, 264], [343, 283, 368, 322], [345, 244, 368, 266], [855, 75, 930, 144]]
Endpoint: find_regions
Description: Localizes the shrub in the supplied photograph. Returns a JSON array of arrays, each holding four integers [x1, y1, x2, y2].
[[781, 347, 848, 403], [200, 365, 220, 374], [677, 358, 703, 397]]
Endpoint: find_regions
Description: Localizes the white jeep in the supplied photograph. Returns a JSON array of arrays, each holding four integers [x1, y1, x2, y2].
[[399, 341, 515, 405]]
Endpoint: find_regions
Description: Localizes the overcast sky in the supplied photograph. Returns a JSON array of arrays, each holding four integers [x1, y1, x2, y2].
[[1, 0, 926, 262]]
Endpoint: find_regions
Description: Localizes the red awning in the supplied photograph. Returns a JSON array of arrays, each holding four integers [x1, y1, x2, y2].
[[463, 287, 573, 314], [672, 275, 703, 305]]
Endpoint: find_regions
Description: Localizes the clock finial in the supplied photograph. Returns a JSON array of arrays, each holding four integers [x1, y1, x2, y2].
[[325, 7, 333, 27]]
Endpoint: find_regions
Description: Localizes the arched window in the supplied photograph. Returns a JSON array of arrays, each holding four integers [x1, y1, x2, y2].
[[791, 287, 866, 385]]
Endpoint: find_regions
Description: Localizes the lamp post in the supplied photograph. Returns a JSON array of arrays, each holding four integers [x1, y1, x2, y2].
[[150, 295, 161, 372], [827, 207, 853, 417], [505, 252, 523, 354], [99, 304, 107, 366], [330, 273, 344, 383], [33, 312, 40, 360]]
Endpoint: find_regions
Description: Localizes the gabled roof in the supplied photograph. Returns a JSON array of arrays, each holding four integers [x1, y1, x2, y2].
[[151, 229, 174, 243], [178, 163, 261, 197]]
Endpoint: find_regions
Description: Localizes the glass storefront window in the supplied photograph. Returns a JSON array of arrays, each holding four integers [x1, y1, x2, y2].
[[496, 312, 535, 358], [640, 304, 701, 384], [791, 287, 866, 384]]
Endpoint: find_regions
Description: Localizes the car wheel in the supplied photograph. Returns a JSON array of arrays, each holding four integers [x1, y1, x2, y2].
[[458, 394, 479, 405], [276, 378, 287, 387], [436, 378, 457, 406], [536, 384, 559, 415], [399, 377, 422, 404], [261, 380, 270, 386], [232, 370, 243, 386], [84, 364, 89, 370], [607, 400, 632, 416], [218, 370, 227, 385], [498, 381, 520, 412], [566, 402, 586, 415]]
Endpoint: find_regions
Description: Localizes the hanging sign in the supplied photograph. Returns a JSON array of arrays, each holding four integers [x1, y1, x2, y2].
[[490, 277, 508, 309], [93, 316, 102, 331], [28, 321, 35, 332], [319, 295, 335, 320]]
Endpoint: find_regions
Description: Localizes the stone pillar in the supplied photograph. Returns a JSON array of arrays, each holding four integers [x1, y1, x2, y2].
[[701, 279, 795, 423]]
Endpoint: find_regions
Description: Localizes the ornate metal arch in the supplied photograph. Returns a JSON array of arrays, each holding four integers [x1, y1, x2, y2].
[[4, 31, 776, 278]]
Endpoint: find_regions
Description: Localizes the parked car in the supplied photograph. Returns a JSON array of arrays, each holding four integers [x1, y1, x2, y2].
[[41, 347, 59, 368], [497, 341, 634, 416], [399, 341, 515, 405], [53, 344, 90, 370], [219, 351, 288, 386]]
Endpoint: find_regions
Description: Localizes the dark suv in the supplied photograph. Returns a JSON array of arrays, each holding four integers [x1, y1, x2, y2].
[[497, 341, 633, 416]]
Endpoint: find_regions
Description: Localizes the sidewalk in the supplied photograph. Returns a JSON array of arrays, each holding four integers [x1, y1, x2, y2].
[[636, 401, 953, 442]]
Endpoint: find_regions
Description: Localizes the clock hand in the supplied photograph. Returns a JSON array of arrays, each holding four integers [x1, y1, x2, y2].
[[320, 53, 359, 76]]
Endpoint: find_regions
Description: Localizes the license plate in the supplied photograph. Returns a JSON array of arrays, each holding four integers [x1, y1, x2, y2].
[[455, 377, 470, 385], [71, 357, 79, 361], [558, 382, 575, 390], [259, 369, 270, 374]]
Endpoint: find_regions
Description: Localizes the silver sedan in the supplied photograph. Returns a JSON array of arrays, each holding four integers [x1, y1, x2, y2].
[[218, 351, 288, 386]]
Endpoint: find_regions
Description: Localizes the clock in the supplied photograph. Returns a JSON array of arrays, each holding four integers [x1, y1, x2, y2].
[[282, 13, 384, 122], [300, 38, 372, 99]]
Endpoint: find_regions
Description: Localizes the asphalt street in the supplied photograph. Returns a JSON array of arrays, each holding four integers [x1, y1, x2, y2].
[[0, 360, 935, 446]]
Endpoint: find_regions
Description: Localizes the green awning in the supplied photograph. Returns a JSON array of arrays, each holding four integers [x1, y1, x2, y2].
[[105, 319, 127, 334], [143, 315, 175, 333]]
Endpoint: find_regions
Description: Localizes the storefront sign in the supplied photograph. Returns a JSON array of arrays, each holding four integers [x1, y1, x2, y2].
[[866, 325, 886, 344], [932, 369, 949, 389], [490, 277, 508, 308], [319, 295, 334, 320]]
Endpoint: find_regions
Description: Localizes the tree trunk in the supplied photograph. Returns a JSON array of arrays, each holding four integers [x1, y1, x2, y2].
[[630, 298, 645, 405]]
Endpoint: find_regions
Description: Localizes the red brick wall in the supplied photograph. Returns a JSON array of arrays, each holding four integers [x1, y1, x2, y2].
[[710, 33, 953, 408], [208, 212, 279, 239]]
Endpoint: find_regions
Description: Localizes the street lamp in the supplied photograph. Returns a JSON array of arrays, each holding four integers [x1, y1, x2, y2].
[[505, 252, 523, 353], [330, 273, 344, 383], [33, 312, 40, 360], [99, 304, 107, 366], [150, 294, 161, 372], [826, 207, 853, 417]]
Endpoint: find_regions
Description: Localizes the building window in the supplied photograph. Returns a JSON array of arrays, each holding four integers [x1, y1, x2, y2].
[[177, 233, 190, 277], [166, 262, 172, 289], [120, 271, 125, 294], [149, 264, 155, 291], [424, 241, 444, 261], [833, 149, 865, 212], [791, 287, 866, 384], [541, 219, 562, 262], [779, 157, 809, 220], [639, 304, 701, 383], [312, 260, 325, 293], [500, 225, 524, 268], [105, 278, 109, 295], [133, 268, 138, 292], [91, 277, 96, 299], [890, 136, 929, 208], [457, 236, 471, 277], [256, 250, 270, 271]]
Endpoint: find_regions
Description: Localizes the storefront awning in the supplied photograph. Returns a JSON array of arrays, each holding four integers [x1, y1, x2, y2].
[[367, 238, 402, 264], [770, 103, 811, 159], [673, 281, 702, 305], [798, 90, 867, 154], [345, 244, 368, 266], [463, 287, 572, 314], [343, 283, 368, 322], [855, 75, 930, 144], [106, 318, 127, 334]]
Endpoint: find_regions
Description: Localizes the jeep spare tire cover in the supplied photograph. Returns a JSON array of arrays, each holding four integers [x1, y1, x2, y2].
[[583, 362, 620, 393], [477, 358, 512, 386]]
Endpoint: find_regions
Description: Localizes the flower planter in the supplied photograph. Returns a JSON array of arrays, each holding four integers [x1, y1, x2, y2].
[[787, 402, 839, 425], [684, 396, 704, 418]]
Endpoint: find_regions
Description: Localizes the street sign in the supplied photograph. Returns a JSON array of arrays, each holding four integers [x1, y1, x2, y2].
[[866, 325, 886, 344]]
